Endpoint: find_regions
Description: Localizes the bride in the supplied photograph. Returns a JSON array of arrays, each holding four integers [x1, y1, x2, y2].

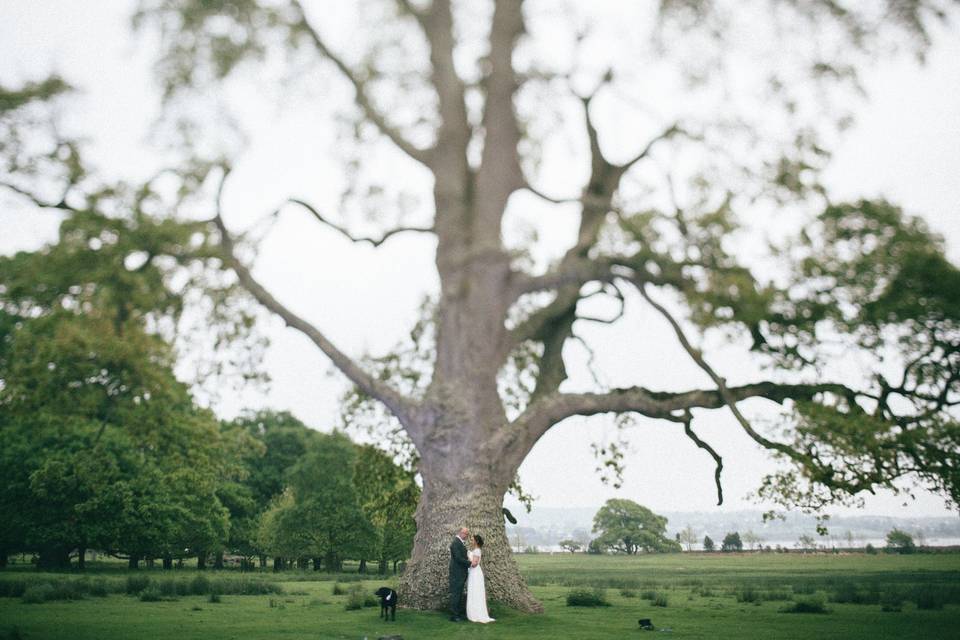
[[466, 534, 495, 623]]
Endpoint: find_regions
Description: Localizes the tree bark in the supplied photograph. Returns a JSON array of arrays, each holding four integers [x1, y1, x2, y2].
[[128, 555, 139, 570], [358, 558, 367, 574], [272, 556, 283, 572], [213, 551, 224, 570], [196, 550, 207, 570], [162, 554, 173, 570], [312, 557, 321, 571], [37, 546, 71, 570], [77, 545, 86, 571], [398, 469, 542, 612]]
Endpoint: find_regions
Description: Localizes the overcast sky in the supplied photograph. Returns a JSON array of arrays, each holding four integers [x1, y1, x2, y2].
[[2, 1, 959, 519]]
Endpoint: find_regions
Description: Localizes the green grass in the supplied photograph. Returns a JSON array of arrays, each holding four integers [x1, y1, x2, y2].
[[1, 553, 958, 639]]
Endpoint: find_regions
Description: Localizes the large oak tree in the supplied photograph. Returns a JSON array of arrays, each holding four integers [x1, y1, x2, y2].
[[3, 0, 959, 611]]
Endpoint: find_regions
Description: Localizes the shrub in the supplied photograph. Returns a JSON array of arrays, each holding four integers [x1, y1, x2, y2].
[[190, 575, 210, 596], [829, 582, 879, 605], [652, 593, 669, 607], [880, 590, 903, 612], [913, 586, 945, 610], [737, 587, 759, 603], [344, 583, 376, 611], [619, 588, 637, 598], [126, 575, 151, 594], [332, 582, 347, 596], [22, 584, 55, 604], [640, 589, 657, 600], [0, 579, 28, 598], [88, 579, 110, 597], [208, 593, 222, 603], [566, 588, 610, 607], [139, 587, 162, 602], [865, 543, 877, 555], [157, 579, 177, 597], [781, 596, 829, 614]]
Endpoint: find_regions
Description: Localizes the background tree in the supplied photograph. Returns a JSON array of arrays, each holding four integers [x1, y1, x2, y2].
[[353, 444, 420, 574], [591, 499, 680, 554], [678, 526, 698, 552], [797, 534, 817, 552], [742, 530, 763, 552], [885, 529, 917, 554], [558, 540, 582, 554], [4, 1, 959, 610], [702, 535, 715, 553], [721, 532, 743, 553]]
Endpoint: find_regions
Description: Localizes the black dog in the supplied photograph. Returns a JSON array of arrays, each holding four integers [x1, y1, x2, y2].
[[375, 587, 398, 621]]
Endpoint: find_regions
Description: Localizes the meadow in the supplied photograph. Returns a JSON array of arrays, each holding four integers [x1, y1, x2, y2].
[[2, 552, 959, 640]]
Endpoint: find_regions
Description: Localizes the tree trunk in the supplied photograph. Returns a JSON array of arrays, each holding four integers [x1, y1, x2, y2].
[[196, 551, 207, 570], [146, 556, 155, 569], [213, 551, 224, 570], [0, 547, 7, 569], [128, 555, 139, 570], [358, 559, 366, 574], [273, 556, 283, 572], [77, 546, 86, 571], [312, 557, 321, 571], [259, 554, 267, 569], [378, 558, 388, 575], [162, 554, 173, 570], [398, 475, 542, 612], [37, 546, 71, 570]]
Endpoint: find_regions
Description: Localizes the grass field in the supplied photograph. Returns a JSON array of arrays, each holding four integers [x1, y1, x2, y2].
[[2, 552, 959, 639]]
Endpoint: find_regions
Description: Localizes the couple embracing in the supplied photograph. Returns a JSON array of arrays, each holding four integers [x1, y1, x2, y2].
[[448, 526, 495, 623]]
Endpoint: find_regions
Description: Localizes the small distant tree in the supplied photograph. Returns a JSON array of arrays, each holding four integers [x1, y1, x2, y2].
[[592, 499, 681, 554], [678, 526, 698, 552], [844, 530, 856, 549], [703, 536, 715, 553], [558, 540, 582, 554], [742, 530, 763, 551], [797, 534, 816, 552], [587, 539, 605, 555], [885, 529, 916, 554], [721, 532, 743, 552]]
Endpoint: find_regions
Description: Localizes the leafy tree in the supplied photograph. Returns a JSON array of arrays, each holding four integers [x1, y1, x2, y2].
[[591, 499, 681, 554], [256, 433, 376, 570], [885, 528, 917, 554], [797, 534, 817, 551], [0, 313, 231, 569], [5, 0, 958, 609], [721, 532, 743, 552], [742, 530, 763, 551], [678, 526, 698, 552], [702, 535, 715, 553], [353, 444, 420, 574], [558, 539, 582, 553]]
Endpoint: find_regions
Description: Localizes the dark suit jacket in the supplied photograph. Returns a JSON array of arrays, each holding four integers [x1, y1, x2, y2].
[[449, 536, 470, 585]]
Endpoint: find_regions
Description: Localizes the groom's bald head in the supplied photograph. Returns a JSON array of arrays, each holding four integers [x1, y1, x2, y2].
[[458, 527, 469, 540]]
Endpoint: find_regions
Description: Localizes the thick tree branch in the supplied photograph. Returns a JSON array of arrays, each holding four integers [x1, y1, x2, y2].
[[284, 198, 434, 247], [517, 381, 860, 446], [0, 180, 76, 212], [474, 0, 526, 240], [668, 409, 724, 505], [290, 0, 433, 166], [637, 282, 808, 459], [209, 169, 418, 428]]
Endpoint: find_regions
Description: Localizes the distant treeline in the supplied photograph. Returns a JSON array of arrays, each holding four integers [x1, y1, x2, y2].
[[0, 225, 418, 574]]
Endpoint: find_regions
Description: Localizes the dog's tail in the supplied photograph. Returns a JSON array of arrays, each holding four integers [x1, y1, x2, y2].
[[502, 507, 517, 525]]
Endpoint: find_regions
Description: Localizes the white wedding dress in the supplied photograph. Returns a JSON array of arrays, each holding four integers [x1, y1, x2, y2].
[[466, 548, 495, 623]]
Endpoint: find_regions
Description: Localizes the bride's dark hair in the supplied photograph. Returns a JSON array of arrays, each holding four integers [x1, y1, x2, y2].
[[474, 534, 484, 548]]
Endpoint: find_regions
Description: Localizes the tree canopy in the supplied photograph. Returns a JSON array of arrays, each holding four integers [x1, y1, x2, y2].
[[591, 499, 681, 554], [2, 0, 958, 611]]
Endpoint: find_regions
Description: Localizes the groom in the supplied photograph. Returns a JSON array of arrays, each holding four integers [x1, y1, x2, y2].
[[448, 526, 471, 621]]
